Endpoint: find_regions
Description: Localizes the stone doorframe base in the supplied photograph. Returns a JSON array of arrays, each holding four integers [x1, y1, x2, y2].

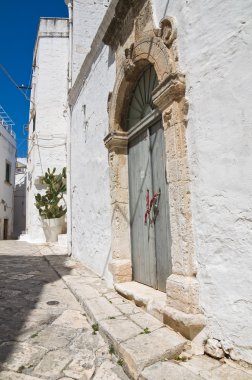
[[104, 14, 206, 338]]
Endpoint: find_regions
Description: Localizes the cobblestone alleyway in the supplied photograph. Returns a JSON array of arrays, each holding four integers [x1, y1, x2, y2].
[[0, 241, 252, 380], [0, 241, 129, 380]]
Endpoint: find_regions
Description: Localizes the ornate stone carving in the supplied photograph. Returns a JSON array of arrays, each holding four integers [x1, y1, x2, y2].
[[163, 109, 172, 129], [155, 17, 177, 48], [152, 72, 185, 111], [104, 131, 128, 153], [123, 44, 136, 81]]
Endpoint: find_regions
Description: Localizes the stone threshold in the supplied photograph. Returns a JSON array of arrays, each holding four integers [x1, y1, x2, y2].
[[115, 281, 206, 340]]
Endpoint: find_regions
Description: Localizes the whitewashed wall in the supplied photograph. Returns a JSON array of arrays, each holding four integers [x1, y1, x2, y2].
[[152, 0, 252, 364], [26, 18, 69, 243], [71, 43, 115, 285], [0, 124, 16, 239], [72, 0, 111, 83]]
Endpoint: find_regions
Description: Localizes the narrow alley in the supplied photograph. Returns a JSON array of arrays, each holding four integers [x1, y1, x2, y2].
[[0, 241, 252, 380], [0, 241, 129, 379]]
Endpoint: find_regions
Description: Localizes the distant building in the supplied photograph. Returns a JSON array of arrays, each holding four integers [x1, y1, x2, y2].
[[0, 106, 16, 239], [13, 158, 27, 239], [25, 18, 69, 242]]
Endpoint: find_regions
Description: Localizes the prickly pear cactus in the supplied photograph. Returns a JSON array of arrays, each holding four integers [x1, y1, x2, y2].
[[35, 167, 67, 219]]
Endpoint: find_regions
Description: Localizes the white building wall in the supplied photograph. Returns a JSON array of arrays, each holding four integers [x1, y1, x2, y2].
[[71, 0, 111, 83], [71, 43, 115, 285], [26, 18, 69, 243], [0, 124, 16, 239], [152, 0, 252, 364]]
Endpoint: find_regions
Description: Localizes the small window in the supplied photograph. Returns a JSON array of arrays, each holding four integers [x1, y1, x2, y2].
[[5, 162, 11, 183]]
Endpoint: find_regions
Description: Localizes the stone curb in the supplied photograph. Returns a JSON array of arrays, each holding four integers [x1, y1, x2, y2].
[[40, 247, 252, 380], [40, 249, 188, 379]]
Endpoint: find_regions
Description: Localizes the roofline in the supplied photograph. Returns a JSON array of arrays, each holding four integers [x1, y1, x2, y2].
[[39, 17, 69, 20], [32, 17, 69, 67]]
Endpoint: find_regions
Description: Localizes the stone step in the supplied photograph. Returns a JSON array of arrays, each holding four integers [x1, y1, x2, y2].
[[118, 326, 187, 378], [41, 249, 252, 380], [115, 281, 206, 340], [49, 268, 188, 378], [81, 295, 187, 378]]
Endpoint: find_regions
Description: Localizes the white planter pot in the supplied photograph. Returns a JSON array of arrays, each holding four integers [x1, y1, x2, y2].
[[42, 216, 65, 243]]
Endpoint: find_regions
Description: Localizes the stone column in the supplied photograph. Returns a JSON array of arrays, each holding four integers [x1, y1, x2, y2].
[[104, 132, 132, 283]]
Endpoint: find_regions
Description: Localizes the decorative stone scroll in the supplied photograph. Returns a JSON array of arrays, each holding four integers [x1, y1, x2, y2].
[[159, 17, 177, 47], [123, 44, 136, 80]]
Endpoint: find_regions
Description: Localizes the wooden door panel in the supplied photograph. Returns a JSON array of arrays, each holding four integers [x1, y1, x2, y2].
[[150, 121, 172, 291], [128, 130, 157, 288]]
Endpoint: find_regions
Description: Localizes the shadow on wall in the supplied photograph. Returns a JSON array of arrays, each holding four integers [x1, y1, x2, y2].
[[13, 180, 26, 239], [0, 242, 71, 370], [162, 0, 170, 18]]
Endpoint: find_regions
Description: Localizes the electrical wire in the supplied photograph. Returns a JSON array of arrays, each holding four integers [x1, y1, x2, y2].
[[0, 63, 34, 105]]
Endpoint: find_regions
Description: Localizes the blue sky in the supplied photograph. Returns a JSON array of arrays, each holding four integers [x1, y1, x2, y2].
[[0, 0, 68, 157]]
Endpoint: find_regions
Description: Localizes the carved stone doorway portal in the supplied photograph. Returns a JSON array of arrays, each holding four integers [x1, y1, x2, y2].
[[104, 0, 205, 339]]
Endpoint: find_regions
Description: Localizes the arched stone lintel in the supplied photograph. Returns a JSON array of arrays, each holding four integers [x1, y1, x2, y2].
[[108, 36, 175, 133]]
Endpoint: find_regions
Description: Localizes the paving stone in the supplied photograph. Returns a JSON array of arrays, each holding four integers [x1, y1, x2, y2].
[[21, 308, 57, 326], [104, 291, 120, 300], [52, 309, 90, 329], [29, 325, 77, 350], [180, 356, 252, 379], [63, 351, 96, 379], [109, 297, 128, 305], [116, 302, 141, 316], [35, 291, 82, 312], [70, 330, 106, 352], [118, 327, 187, 378], [94, 345, 112, 367], [67, 281, 101, 301], [208, 365, 252, 380], [180, 354, 221, 374], [129, 311, 165, 332], [99, 316, 142, 347], [0, 342, 47, 372], [139, 361, 203, 380], [93, 360, 130, 380], [33, 348, 72, 379], [0, 372, 41, 380], [84, 297, 122, 321], [8, 273, 36, 280]]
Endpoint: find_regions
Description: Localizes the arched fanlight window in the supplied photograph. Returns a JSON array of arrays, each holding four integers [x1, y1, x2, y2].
[[127, 65, 158, 129]]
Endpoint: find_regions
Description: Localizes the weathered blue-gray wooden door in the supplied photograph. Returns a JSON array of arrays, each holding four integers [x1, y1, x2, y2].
[[128, 119, 172, 291], [127, 66, 172, 292]]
